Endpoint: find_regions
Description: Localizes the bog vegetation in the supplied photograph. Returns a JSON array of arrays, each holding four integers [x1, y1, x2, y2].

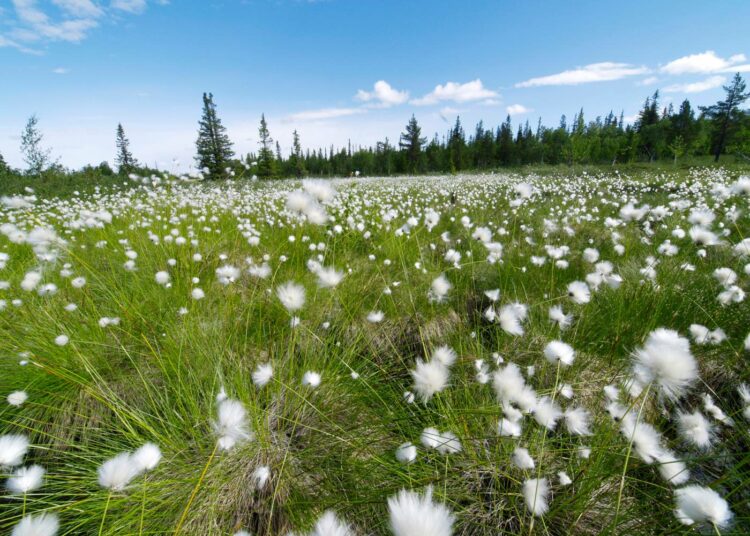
[[1, 164, 750, 535]]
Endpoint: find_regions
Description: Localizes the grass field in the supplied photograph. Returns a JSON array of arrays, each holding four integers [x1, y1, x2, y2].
[[1, 168, 750, 535]]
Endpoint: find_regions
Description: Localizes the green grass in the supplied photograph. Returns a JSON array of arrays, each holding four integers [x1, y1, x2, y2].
[[1, 168, 749, 535]]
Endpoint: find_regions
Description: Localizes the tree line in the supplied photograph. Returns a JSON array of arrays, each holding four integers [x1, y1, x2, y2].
[[2, 74, 749, 182]]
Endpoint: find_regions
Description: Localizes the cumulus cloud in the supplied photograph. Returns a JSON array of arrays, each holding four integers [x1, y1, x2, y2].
[[355, 80, 409, 108], [515, 62, 649, 87], [506, 104, 532, 115], [411, 79, 499, 106], [660, 51, 747, 75], [664, 75, 726, 94], [286, 107, 366, 122]]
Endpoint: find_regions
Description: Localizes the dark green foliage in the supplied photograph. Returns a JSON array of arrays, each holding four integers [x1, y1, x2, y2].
[[115, 123, 138, 175], [700, 73, 750, 162], [20, 114, 54, 175], [399, 115, 426, 173], [195, 92, 234, 179], [256, 114, 276, 180]]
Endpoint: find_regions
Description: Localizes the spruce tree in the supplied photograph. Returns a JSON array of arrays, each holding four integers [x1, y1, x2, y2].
[[0, 151, 9, 176], [20, 115, 52, 175], [115, 123, 138, 174], [256, 114, 276, 179], [399, 115, 426, 173], [195, 92, 234, 179], [700, 73, 750, 162], [290, 130, 306, 178]]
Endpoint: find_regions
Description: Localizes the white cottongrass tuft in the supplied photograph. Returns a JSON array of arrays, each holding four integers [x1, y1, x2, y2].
[[431, 345, 457, 367], [310, 510, 354, 536], [543, 340, 575, 366], [132, 442, 162, 472], [7, 390, 28, 407], [214, 398, 253, 451], [619, 413, 664, 464], [54, 334, 69, 346], [498, 303, 528, 336], [420, 427, 462, 454], [428, 274, 452, 303], [252, 465, 271, 489], [674, 485, 732, 528], [567, 281, 591, 304], [388, 487, 455, 536], [655, 450, 690, 485], [7, 464, 45, 494], [558, 471, 572, 486], [631, 328, 698, 400], [367, 310, 385, 323], [10, 513, 59, 536], [563, 406, 592, 436], [316, 266, 344, 289], [677, 411, 713, 448], [512, 447, 535, 470], [395, 442, 417, 464], [276, 281, 306, 312], [522, 478, 550, 517], [154, 271, 170, 286], [302, 371, 322, 388], [548, 305, 572, 330], [98, 452, 140, 491], [532, 397, 562, 430], [252, 363, 274, 387], [411, 359, 449, 402], [0, 434, 29, 467]]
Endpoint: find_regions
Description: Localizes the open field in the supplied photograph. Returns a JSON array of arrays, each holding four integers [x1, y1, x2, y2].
[[1, 168, 750, 535]]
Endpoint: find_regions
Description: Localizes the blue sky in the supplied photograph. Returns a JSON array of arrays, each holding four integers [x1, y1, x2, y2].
[[1, 0, 749, 170]]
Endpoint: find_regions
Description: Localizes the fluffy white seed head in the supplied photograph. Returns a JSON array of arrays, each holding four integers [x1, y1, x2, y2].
[[388, 487, 455, 536]]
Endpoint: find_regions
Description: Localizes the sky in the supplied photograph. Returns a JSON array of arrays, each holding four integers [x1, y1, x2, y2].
[[1, 0, 750, 171]]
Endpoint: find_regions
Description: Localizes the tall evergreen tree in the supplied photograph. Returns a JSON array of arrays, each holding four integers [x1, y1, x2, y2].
[[700, 73, 750, 162], [256, 114, 276, 179], [115, 123, 138, 175], [0, 151, 9, 175], [195, 92, 234, 179], [398, 115, 426, 173], [289, 130, 306, 178], [20, 114, 52, 175]]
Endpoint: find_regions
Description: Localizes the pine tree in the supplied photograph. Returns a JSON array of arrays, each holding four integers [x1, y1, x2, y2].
[[700, 73, 750, 162], [195, 92, 234, 179], [398, 115, 426, 173], [289, 130, 306, 178], [256, 114, 276, 179], [20, 115, 52, 175], [115, 123, 138, 174], [0, 151, 9, 175]]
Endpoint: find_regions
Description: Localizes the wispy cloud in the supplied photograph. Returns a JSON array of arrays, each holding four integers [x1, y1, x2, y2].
[[506, 104, 532, 116], [515, 62, 649, 88], [411, 79, 498, 106], [355, 80, 409, 108], [1, 0, 165, 53], [52, 66, 70, 74], [286, 107, 366, 122], [663, 75, 726, 94], [660, 51, 747, 75]]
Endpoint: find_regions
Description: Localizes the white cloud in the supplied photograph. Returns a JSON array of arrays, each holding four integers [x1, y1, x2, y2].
[[52, 67, 69, 74], [111, 0, 147, 14], [411, 79, 498, 106], [355, 80, 409, 108], [516, 62, 649, 88], [660, 51, 746, 75], [637, 76, 659, 86], [439, 106, 461, 122], [51, 0, 103, 18], [3, 0, 158, 51], [663, 75, 726, 94], [286, 107, 366, 122], [506, 104, 532, 116]]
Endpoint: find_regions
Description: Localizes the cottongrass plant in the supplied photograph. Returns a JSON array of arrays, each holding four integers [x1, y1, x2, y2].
[[2, 169, 750, 534]]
